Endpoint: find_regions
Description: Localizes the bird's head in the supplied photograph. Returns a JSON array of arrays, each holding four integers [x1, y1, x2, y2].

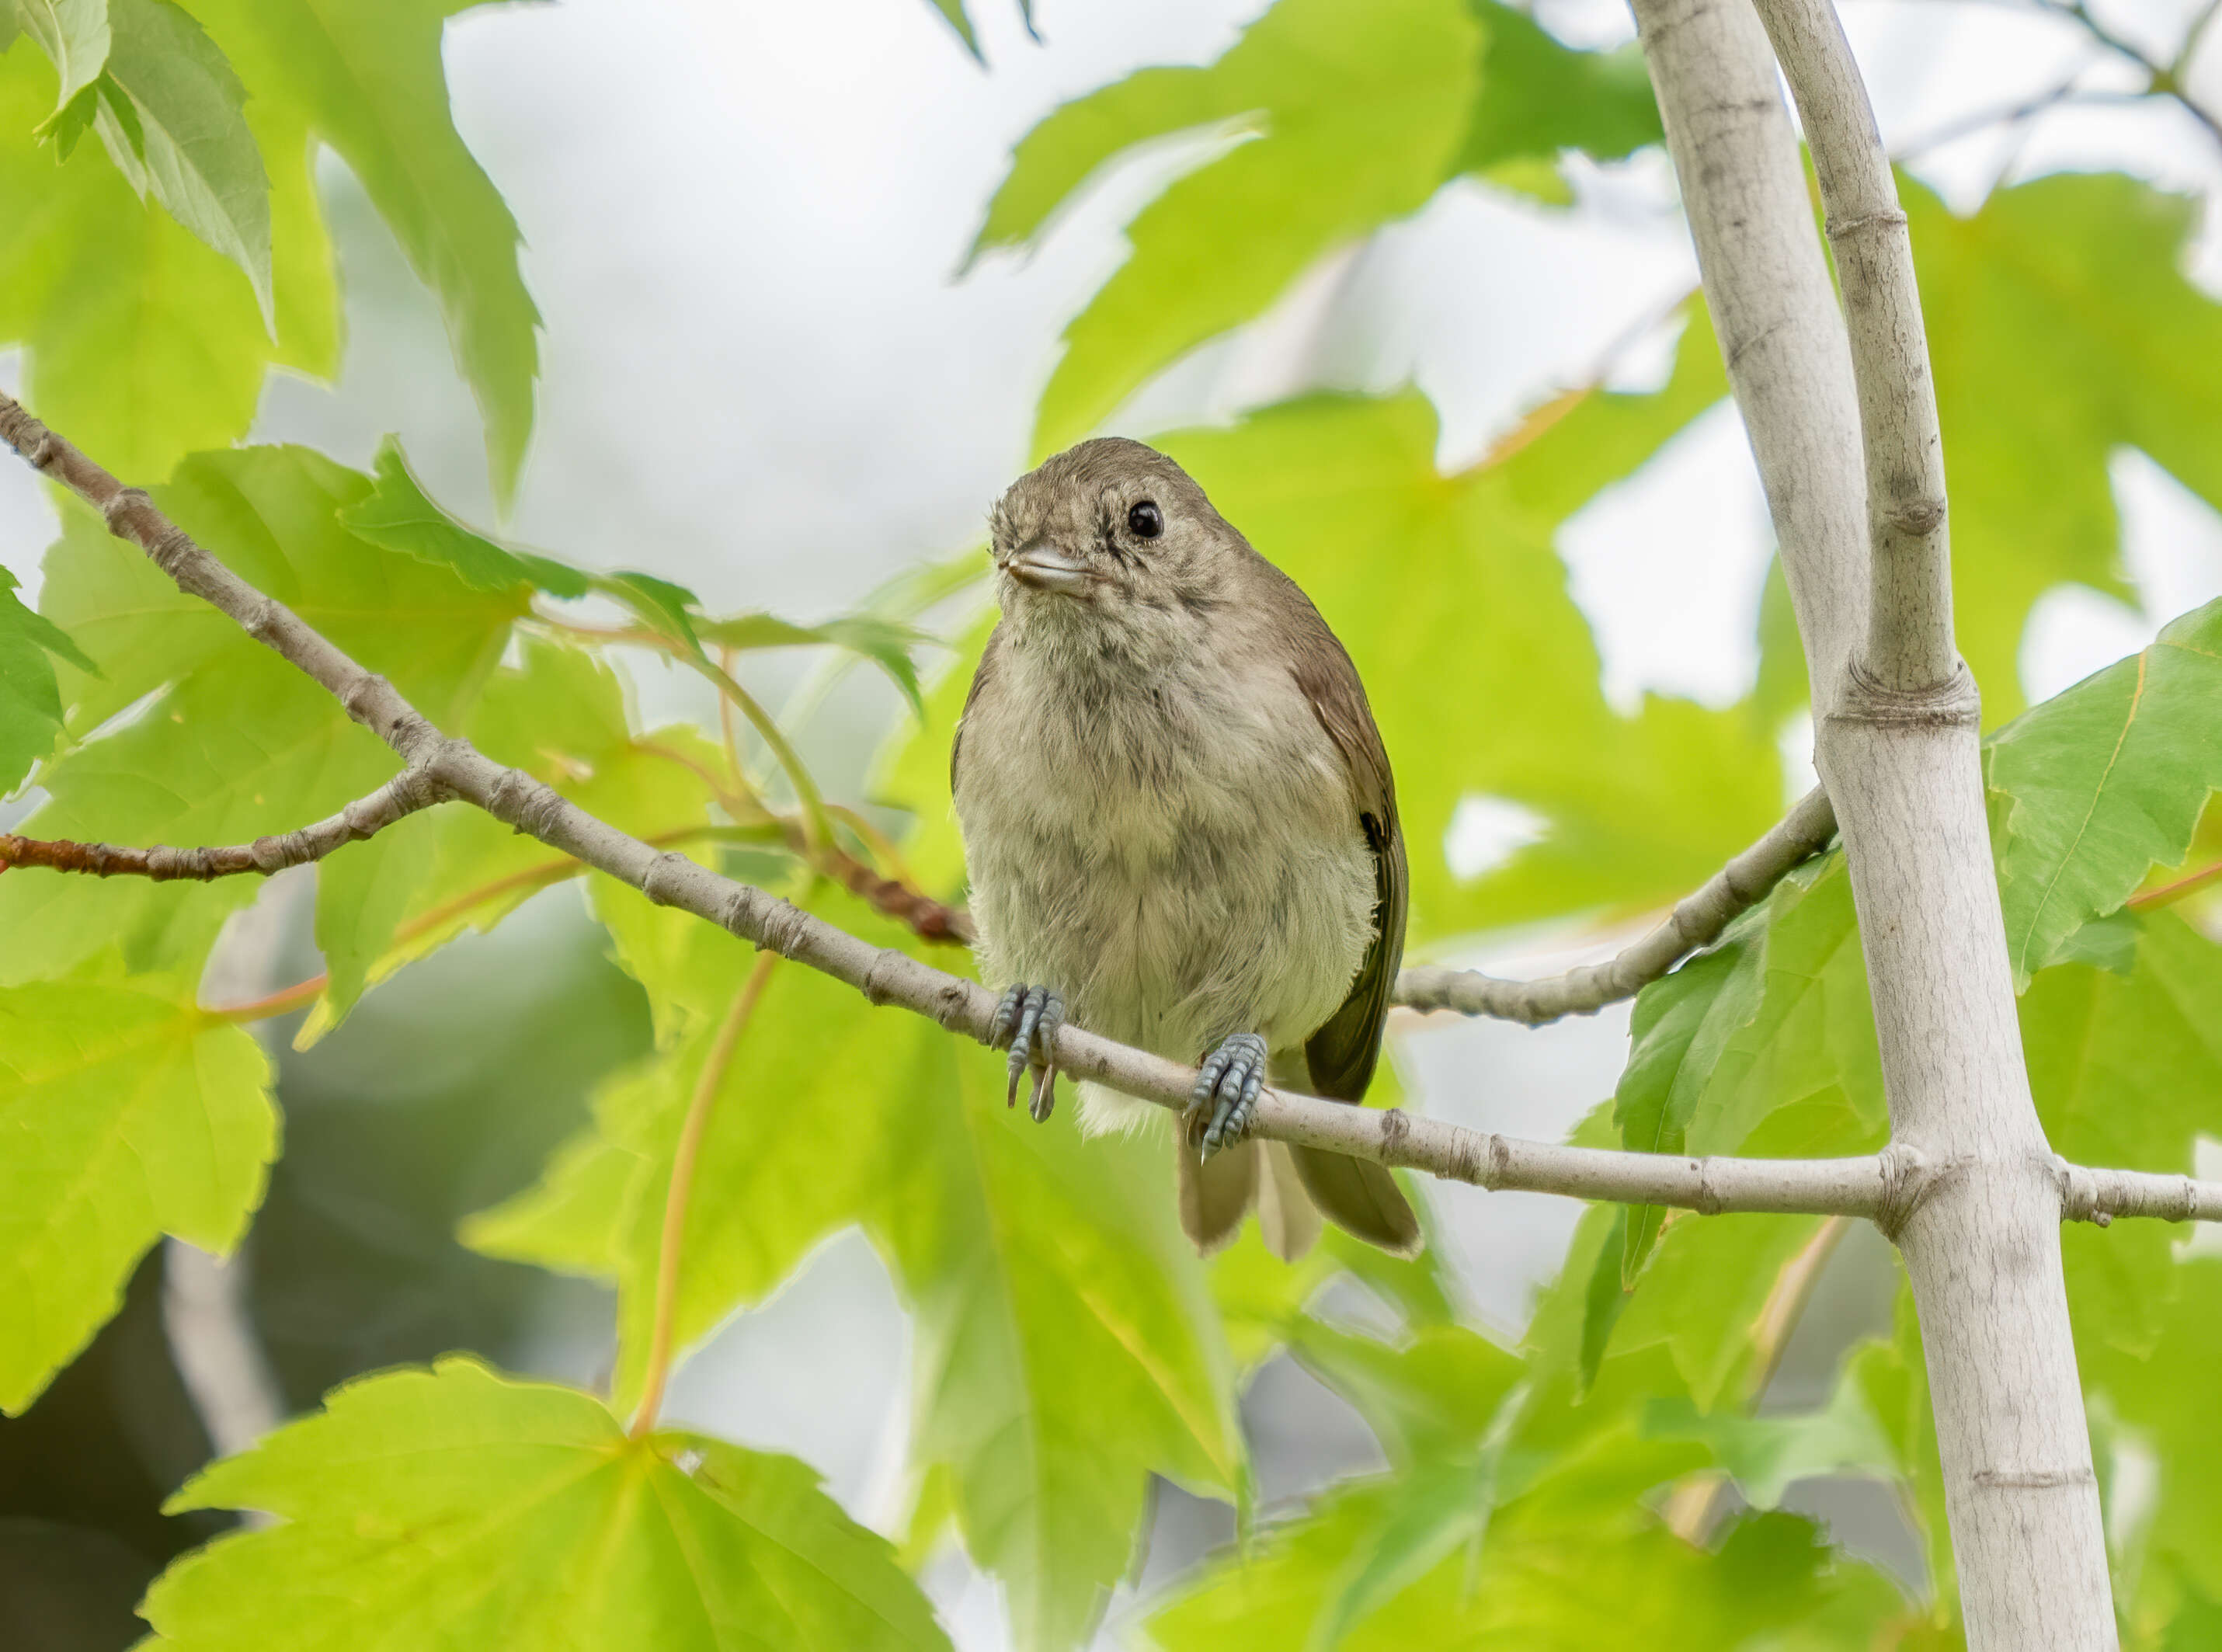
[[986, 439, 1240, 643]]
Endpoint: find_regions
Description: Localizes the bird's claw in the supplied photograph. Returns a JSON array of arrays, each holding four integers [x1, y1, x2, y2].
[[993, 983, 1065, 1122], [1187, 1033, 1268, 1160]]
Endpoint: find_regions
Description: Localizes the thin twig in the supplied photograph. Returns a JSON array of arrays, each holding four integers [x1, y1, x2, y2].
[[2039, 0, 2222, 143], [0, 764, 447, 881], [4, 391, 2216, 1229], [1398, 788, 1837, 1024], [635, 740, 973, 944], [536, 614, 836, 852], [1888, 70, 2118, 159], [630, 950, 781, 1438], [2129, 856, 2222, 911], [203, 822, 770, 1021]]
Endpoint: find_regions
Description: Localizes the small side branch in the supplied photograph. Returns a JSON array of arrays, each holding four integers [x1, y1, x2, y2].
[[1398, 787, 1837, 1024], [1750, 0, 1957, 694], [0, 767, 447, 881], [9, 394, 2222, 1231], [2057, 1160, 2222, 1225]]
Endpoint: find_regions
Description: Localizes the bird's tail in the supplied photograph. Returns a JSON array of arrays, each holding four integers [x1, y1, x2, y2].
[[1288, 1146, 1420, 1257], [1174, 1131, 1417, 1259]]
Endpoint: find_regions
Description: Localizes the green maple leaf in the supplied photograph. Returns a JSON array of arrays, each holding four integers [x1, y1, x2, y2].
[[189, 0, 541, 506], [84, 0, 273, 321], [15, 0, 110, 111], [4, 445, 523, 987], [0, 40, 328, 484], [2026, 914, 2222, 1358], [1148, 1463, 1900, 1649], [304, 639, 727, 1040], [465, 882, 916, 1404], [1914, 172, 2222, 720], [0, 562, 96, 795], [975, 0, 1664, 455], [1610, 938, 1760, 1282], [141, 1358, 950, 1650], [2083, 1261, 2222, 1612], [471, 884, 1240, 1652], [979, 0, 1482, 457], [1988, 596, 2222, 987], [0, 969, 276, 1413]]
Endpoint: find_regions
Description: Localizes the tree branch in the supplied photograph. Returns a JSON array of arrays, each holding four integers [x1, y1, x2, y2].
[[1755, 0, 1958, 695], [1396, 786, 1836, 1024], [0, 398, 2214, 1245], [0, 766, 447, 881], [1650, 0, 2117, 1638], [2042, 0, 2222, 145]]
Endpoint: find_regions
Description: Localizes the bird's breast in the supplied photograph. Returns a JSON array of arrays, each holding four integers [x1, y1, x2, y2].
[[956, 644, 1375, 1062]]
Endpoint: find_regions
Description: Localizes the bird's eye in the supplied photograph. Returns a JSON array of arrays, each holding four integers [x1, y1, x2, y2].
[[1127, 500, 1163, 540]]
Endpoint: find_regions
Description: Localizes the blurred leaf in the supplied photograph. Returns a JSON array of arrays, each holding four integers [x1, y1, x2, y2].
[[1987, 596, 2222, 986], [1643, 1379, 1895, 1510], [1577, 1206, 1633, 1396], [977, 0, 1669, 450], [468, 884, 908, 1407], [1154, 326, 1777, 941], [1285, 1320, 1521, 1466], [1149, 1473, 1901, 1650], [1915, 173, 2222, 719], [1452, 2, 1659, 193], [91, 0, 271, 320], [190, 0, 541, 506], [2026, 914, 2222, 1358], [2086, 1261, 2222, 1612], [871, 1037, 1241, 1651], [7, 446, 523, 987], [308, 639, 725, 1035], [1612, 938, 1759, 1280], [979, 0, 1482, 456], [15, 0, 109, 110], [1845, 1283, 1955, 1620], [2163, 1584, 2222, 1650], [1308, 1456, 1496, 1650], [474, 884, 1239, 1652], [0, 42, 328, 482], [0, 562, 95, 795], [0, 970, 275, 1414], [144, 1358, 950, 1650], [925, 0, 982, 61]]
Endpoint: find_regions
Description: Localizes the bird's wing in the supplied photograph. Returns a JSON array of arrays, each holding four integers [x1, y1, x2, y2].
[[949, 623, 1006, 798], [1291, 635, 1407, 1104]]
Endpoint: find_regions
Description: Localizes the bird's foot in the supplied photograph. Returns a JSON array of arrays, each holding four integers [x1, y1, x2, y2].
[[1187, 1032, 1268, 1160], [992, 983, 1065, 1122]]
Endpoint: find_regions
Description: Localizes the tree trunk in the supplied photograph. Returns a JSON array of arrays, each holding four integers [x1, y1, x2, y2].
[[1629, 0, 2117, 1643]]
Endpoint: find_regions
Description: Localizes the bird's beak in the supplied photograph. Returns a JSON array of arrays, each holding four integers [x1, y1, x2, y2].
[[1003, 540, 1095, 595]]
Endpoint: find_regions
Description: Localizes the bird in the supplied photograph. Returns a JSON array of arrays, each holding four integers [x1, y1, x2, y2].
[[951, 436, 1420, 1259]]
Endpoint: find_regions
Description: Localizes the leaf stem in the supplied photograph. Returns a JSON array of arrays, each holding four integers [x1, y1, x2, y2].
[[2127, 856, 2222, 912], [629, 949, 781, 1438]]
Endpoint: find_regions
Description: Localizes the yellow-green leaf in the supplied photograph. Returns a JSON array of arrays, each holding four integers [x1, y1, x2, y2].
[[0, 972, 276, 1413]]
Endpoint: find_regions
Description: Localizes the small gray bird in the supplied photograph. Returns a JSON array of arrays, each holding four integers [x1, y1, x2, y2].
[[952, 437, 1420, 1258]]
